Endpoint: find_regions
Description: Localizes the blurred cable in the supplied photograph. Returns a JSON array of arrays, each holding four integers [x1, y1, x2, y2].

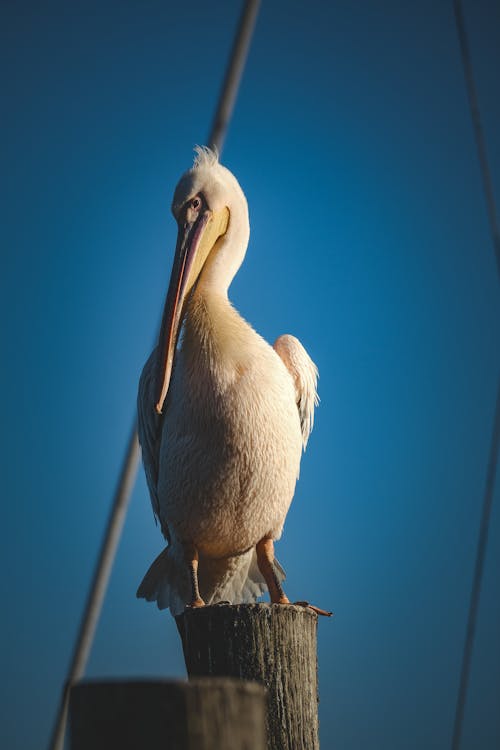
[[451, 1, 500, 749], [208, 0, 260, 152], [47, 426, 140, 750], [47, 3, 260, 749], [453, 0, 500, 277], [451, 382, 500, 750]]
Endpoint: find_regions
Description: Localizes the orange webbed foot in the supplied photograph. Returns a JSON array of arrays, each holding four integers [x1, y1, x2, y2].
[[294, 600, 333, 617]]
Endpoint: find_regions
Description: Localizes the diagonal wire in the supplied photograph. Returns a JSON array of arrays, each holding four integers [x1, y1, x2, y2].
[[451, 382, 500, 750], [453, 0, 500, 277], [208, 0, 261, 151], [451, 1, 500, 749], [47, 3, 260, 749]]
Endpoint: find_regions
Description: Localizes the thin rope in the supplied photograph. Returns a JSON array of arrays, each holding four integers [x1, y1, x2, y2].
[[451, 1, 500, 748], [47, 3, 260, 749], [451, 381, 500, 750], [453, 0, 500, 278], [208, 0, 260, 152], [47, 426, 140, 750]]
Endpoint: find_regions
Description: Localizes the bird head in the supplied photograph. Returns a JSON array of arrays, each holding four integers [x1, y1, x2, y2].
[[155, 146, 250, 414]]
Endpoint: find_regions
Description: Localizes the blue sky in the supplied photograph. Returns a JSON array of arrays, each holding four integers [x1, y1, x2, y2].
[[1, 1, 499, 748]]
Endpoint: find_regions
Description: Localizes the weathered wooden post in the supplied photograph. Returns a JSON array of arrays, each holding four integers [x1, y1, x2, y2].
[[176, 604, 320, 750], [69, 678, 267, 750]]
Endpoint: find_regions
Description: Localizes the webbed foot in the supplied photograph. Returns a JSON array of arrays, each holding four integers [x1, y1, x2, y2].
[[294, 600, 333, 617]]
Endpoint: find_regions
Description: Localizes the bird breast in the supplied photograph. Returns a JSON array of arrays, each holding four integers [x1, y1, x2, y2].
[[157, 292, 303, 559]]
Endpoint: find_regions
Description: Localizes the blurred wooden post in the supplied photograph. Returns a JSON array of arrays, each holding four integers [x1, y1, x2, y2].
[[69, 678, 266, 750], [176, 604, 320, 750]]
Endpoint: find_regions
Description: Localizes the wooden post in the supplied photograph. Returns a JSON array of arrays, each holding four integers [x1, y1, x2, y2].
[[69, 678, 267, 750], [176, 604, 320, 750]]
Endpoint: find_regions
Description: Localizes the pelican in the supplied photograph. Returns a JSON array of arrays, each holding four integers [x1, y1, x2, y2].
[[137, 147, 329, 617]]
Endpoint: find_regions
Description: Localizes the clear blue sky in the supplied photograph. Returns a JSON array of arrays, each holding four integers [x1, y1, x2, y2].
[[1, 1, 499, 748]]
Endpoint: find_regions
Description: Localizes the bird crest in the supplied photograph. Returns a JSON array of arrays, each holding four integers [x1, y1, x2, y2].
[[193, 144, 219, 169]]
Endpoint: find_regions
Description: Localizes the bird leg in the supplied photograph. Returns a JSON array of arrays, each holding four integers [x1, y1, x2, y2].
[[256, 538, 290, 605], [256, 537, 332, 617], [183, 542, 205, 608]]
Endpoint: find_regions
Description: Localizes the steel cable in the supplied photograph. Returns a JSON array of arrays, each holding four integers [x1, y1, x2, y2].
[[451, 1, 500, 748]]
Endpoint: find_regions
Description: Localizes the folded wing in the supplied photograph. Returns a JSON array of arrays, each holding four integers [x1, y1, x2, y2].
[[137, 348, 170, 542], [273, 334, 319, 449]]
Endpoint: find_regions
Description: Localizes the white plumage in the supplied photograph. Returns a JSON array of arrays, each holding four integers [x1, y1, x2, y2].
[[137, 147, 320, 616]]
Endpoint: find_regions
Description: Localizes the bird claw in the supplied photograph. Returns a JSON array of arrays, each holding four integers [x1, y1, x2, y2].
[[293, 600, 333, 617]]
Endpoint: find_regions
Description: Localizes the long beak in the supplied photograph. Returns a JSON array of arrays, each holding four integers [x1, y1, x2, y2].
[[154, 206, 229, 414]]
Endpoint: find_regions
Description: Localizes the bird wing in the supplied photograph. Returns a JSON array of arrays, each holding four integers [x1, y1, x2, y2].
[[273, 334, 319, 449], [137, 348, 170, 542]]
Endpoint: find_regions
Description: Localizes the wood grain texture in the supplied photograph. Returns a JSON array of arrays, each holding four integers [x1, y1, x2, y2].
[[176, 603, 320, 750], [69, 678, 266, 750]]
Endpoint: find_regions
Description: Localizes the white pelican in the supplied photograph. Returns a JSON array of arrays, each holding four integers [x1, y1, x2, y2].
[[137, 147, 329, 617]]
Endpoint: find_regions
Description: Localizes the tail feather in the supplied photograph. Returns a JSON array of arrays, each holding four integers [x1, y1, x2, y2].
[[216, 548, 286, 603], [137, 546, 189, 615], [201, 550, 287, 606], [137, 545, 287, 616], [136, 547, 169, 601]]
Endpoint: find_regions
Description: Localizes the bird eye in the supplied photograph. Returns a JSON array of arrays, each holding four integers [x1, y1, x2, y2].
[[191, 196, 201, 210]]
